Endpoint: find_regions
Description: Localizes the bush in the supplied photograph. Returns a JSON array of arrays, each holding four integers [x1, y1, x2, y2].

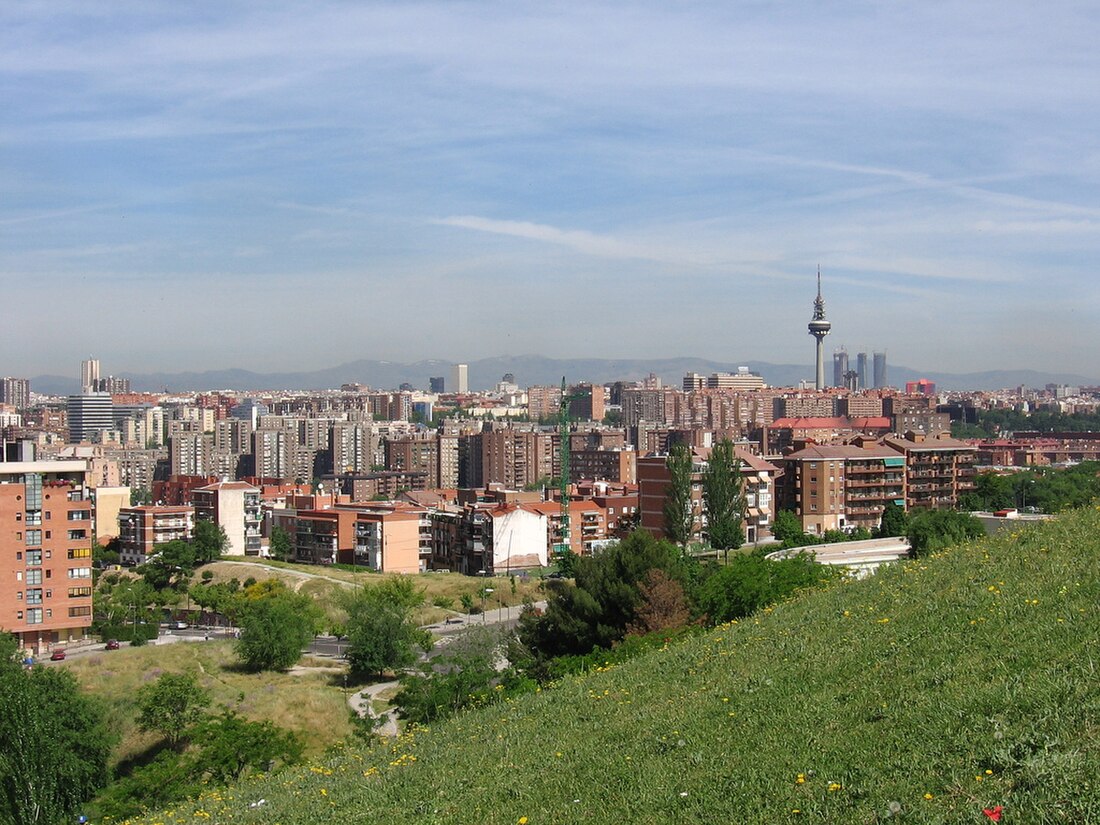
[[697, 552, 836, 624], [907, 509, 985, 558]]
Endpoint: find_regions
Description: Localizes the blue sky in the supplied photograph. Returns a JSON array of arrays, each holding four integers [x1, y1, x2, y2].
[[3, 2, 1099, 379]]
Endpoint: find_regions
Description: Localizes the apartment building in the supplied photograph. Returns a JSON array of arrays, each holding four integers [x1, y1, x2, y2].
[[883, 433, 978, 510], [117, 505, 195, 565], [191, 480, 262, 556], [270, 504, 420, 572], [0, 458, 94, 654], [637, 447, 778, 545], [778, 444, 905, 535]]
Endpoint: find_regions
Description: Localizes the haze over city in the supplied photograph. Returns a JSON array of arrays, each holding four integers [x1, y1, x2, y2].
[[3, 2, 1099, 378]]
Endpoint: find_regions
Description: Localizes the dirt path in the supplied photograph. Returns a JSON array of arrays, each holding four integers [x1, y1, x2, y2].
[[349, 681, 399, 737], [212, 560, 362, 593]]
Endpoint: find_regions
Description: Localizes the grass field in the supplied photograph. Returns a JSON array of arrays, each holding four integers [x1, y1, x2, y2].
[[125, 505, 1100, 825], [201, 560, 545, 626], [63, 640, 353, 770]]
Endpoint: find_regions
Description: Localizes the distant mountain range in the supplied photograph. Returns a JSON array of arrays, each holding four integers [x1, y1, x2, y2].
[[29, 355, 1099, 396]]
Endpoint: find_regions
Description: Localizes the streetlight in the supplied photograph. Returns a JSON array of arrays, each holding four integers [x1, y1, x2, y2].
[[481, 588, 494, 624]]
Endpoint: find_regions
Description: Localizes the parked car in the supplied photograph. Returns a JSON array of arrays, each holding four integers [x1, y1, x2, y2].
[[174, 621, 188, 629], [49, 649, 66, 661], [105, 639, 120, 651]]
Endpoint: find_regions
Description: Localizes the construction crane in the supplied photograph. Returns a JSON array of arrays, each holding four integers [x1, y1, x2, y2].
[[554, 377, 588, 561]]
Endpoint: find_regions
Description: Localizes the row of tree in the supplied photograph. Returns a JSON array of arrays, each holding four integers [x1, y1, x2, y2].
[[663, 440, 747, 559]]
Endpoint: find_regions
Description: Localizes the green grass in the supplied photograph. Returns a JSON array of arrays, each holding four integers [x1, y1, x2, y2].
[[129, 506, 1100, 824], [64, 641, 353, 769]]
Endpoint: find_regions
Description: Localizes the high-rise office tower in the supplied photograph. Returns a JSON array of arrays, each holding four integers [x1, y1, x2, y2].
[[873, 351, 888, 389], [856, 353, 868, 390], [67, 393, 114, 442], [80, 358, 100, 395], [452, 363, 469, 394], [429, 377, 445, 393], [807, 271, 832, 391], [832, 348, 848, 388]]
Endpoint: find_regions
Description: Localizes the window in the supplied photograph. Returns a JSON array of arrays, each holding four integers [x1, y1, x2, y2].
[[27, 589, 42, 605], [25, 570, 42, 585], [26, 550, 41, 566], [68, 587, 92, 597], [25, 529, 41, 546], [44, 511, 50, 520], [67, 548, 92, 559], [69, 606, 91, 618], [44, 531, 51, 539], [67, 529, 87, 540], [26, 608, 42, 624], [68, 511, 90, 521], [67, 568, 92, 579]]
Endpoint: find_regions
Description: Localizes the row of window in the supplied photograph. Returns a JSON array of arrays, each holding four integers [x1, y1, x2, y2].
[[13, 529, 88, 544], [13, 509, 91, 522], [12, 587, 92, 601], [14, 548, 90, 564]]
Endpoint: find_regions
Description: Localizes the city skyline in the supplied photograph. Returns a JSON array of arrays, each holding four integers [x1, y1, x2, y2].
[[3, 3, 1100, 376]]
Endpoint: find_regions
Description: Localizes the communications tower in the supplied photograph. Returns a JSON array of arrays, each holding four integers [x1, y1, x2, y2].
[[808, 269, 832, 390]]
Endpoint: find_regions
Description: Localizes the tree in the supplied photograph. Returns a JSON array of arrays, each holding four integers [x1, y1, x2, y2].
[[193, 519, 228, 563], [663, 443, 695, 547], [702, 439, 746, 562], [875, 501, 909, 538], [516, 530, 696, 663], [907, 509, 985, 558], [343, 578, 432, 679], [0, 657, 111, 825], [190, 710, 303, 784], [626, 569, 691, 636], [394, 626, 511, 725], [136, 672, 211, 749], [130, 487, 152, 506], [771, 510, 812, 547], [140, 538, 196, 590], [268, 525, 293, 562], [235, 584, 323, 672]]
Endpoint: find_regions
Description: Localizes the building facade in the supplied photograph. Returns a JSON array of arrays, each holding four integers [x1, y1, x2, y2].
[[0, 459, 94, 654]]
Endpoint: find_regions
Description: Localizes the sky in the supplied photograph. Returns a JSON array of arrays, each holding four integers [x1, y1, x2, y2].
[[3, 1, 1100, 380]]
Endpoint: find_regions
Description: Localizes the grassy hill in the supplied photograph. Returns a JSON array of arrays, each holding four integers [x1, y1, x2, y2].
[[129, 507, 1100, 824]]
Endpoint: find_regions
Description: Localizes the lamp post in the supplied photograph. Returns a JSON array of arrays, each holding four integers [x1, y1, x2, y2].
[[481, 588, 493, 624]]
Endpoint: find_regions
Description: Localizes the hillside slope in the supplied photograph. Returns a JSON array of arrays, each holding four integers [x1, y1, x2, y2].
[[134, 508, 1100, 824]]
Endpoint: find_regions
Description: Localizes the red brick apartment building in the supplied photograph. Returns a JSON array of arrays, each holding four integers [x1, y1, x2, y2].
[[1, 459, 94, 654]]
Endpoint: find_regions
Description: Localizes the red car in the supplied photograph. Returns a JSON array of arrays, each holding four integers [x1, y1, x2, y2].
[[105, 640, 120, 651], [49, 649, 66, 661]]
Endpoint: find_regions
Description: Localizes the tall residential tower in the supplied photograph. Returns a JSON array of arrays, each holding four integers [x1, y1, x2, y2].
[[807, 271, 832, 391]]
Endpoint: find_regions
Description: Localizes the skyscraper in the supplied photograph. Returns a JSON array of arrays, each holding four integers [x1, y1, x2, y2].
[[856, 352, 868, 390], [807, 271, 832, 391], [429, 376, 445, 393], [832, 348, 848, 388], [873, 351, 888, 389], [452, 363, 469, 394], [80, 358, 100, 395], [0, 377, 30, 410]]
